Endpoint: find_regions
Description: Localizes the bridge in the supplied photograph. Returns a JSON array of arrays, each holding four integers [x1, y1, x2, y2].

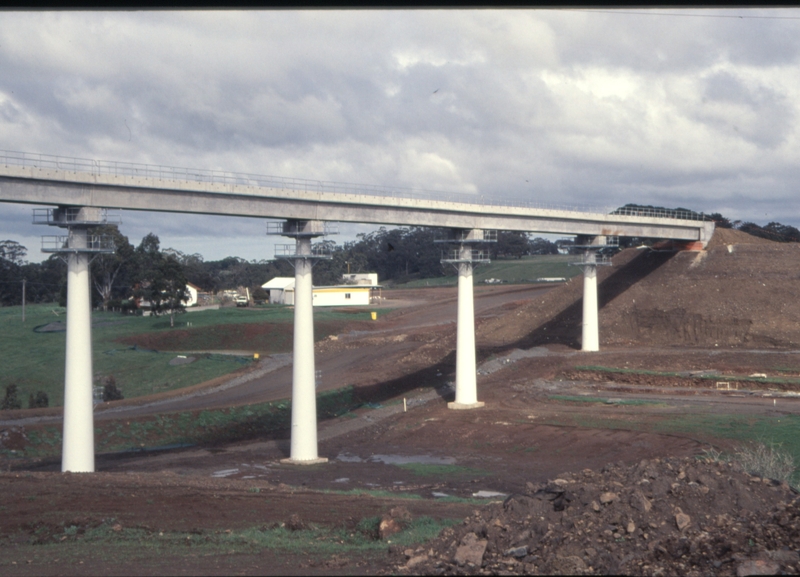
[[0, 151, 715, 472]]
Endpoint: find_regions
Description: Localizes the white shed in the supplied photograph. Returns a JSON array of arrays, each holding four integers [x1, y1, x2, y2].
[[185, 283, 201, 307], [262, 277, 295, 305]]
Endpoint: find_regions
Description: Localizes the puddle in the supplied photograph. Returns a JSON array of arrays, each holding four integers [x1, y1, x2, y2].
[[241, 475, 255, 479], [432, 492, 450, 498], [370, 454, 456, 465], [333, 478, 350, 483], [336, 453, 363, 462], [335, 452, 456, 466], [211, 468, 239, 478], [473, 490, 507, 499]]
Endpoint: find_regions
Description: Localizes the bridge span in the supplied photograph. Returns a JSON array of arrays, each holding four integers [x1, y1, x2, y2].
[[0, 151, 713, 243], [0, 151, 715, 472]]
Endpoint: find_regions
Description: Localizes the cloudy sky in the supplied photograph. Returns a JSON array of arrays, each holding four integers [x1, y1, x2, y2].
[[1, 8, 799, 262]]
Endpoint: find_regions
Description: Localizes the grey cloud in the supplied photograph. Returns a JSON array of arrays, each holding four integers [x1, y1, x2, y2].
[[694, 70, 794, 149], [2, 9, 800, 249]]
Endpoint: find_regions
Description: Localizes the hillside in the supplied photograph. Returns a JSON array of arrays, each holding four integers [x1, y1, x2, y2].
[[478, 228, 800, 349]]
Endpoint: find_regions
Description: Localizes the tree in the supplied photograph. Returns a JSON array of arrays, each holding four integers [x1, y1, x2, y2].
[[763, 222, 800, 242], [28, 391, 49, 408], [20, 256, 66, 304], [528, 237, 559, 255], [707, 213, 734, 229], [1, 384, 21, 410], [102, 376, 124, 401], [0, 240, 26, 265], [146, 254, 189, 327], [131, 234, 189, 326], [0, 240, 27, 306], [91, 226, 135, 311], [493, 231, 530, 259]]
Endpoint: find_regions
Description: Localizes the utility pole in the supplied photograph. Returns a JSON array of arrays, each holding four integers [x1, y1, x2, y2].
[[22, 278, 26, 323]]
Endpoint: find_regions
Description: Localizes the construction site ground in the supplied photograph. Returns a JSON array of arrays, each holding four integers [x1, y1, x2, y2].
[[3, 232, 800, 576]]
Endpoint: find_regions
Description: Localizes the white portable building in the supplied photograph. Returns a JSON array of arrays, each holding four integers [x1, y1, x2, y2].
[[262, 277, 295, 305], [261, 277, 373, 307], [312, 286, 371, 306]]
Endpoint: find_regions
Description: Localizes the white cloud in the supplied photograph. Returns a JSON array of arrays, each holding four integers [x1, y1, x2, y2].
[[2, 8, 800, 262]]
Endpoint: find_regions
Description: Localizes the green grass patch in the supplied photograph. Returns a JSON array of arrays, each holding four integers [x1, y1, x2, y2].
[[534, 403, 800, 485], [9, 385, 360, 460], [573, 365, 800, 386], [0, 517, 459, 568], [0, 303, 368, 407], [394, 463, 493, 478], [549, 394, 664, 406], [652, 414, 800, 485]]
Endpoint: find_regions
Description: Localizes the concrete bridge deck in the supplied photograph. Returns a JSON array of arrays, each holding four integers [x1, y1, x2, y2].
[[0, 151, 714, 243]]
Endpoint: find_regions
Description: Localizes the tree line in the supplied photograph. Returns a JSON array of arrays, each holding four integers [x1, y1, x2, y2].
[[3, 212, 796, 310], [0, 228, 560, 309]]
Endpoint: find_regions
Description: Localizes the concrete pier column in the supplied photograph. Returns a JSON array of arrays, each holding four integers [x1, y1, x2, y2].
[[62, 228, 95, 473], [581, 251, 599, 352], [449, 243, 484, 410], [285, 237, 326, 464]]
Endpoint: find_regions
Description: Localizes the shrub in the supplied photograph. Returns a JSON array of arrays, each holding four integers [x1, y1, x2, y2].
[[28, 391, 49, 408], [1, 384, 22, 410], [102, 376, 124, 402], [734, 441, 796, 484]]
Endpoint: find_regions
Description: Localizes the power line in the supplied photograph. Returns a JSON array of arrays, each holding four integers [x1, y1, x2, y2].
[[570, 9, 800, 21]]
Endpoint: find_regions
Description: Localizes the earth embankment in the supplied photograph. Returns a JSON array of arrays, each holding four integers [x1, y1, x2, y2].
[[478, 228, 800, 349]]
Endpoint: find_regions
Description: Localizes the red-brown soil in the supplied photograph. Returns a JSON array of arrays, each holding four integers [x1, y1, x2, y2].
[[3, 228, 800, 575], [479, 228, 800, 349]]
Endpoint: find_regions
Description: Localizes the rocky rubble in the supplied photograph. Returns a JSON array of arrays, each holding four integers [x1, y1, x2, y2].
[[388, 456, 800, 576]]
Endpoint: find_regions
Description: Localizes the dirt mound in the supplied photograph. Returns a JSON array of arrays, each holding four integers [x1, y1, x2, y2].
[[388, 456, 800, 576], [705, 227, 777, 249], [479, 229, 800, 349]]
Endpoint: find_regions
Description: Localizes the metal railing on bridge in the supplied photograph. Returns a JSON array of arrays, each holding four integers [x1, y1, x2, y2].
[[41, 235, 116, 253], [0, 150, 708, 221]]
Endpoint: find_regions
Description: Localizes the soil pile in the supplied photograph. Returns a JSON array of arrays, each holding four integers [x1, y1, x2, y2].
[[478, 229, 800, 349], [388, 456, 800, 576]]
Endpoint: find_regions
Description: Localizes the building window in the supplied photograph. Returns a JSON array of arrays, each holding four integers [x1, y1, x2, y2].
[[345, 293, 351, 299]]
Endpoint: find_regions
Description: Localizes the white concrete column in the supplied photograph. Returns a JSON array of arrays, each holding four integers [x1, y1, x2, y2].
[[62, 228, 95, 473], [284, 237, 326, 464], [581, 251, 599, 352], [449, 244, 484, 410]]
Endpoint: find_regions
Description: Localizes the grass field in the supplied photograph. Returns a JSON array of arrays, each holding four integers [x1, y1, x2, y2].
[[398, 254, 580, 288], [0, 303, 372, 408], [0, 516, 460, 572], [541, 397, 800, 486], [8, 385, 361, 460]]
